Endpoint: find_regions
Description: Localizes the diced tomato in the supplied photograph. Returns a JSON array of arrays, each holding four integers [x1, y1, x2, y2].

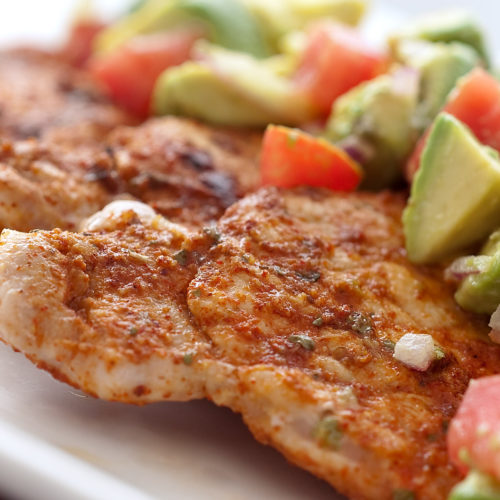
[[61, 19, 107, 67], [88, 28, 203, 118], [261, 125, 362, 191], [407, 68, 500, 181], [294, 21, 387, 117], [448, 375, 500, 480]]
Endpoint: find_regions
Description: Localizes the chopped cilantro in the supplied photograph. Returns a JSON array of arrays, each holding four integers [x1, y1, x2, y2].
[[203, 226, 221, 244], [314, 416, 342, 449], [289, 334, 315, 351], [312, 317, 323, 327], [296, 270, 321, 282], [393, 489, 415, 500], [183, 353, 194, 365], [173, 249, 188, 266], [348, 312, 373, 336]]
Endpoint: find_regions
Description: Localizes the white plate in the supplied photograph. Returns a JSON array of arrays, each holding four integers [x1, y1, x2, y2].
[[0, 1, 498, 499]]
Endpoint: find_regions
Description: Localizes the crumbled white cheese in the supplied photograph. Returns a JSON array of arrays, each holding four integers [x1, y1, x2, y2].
[[394, 333, 436, 371]]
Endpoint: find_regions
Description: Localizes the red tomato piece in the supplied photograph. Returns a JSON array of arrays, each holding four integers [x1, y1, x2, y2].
[[261, 125, 362, 191], [62, 19, 106, 67], [89, 28, 202, 118], [407, 68, 500, 181], [448, 375, 500, 480], [294, 21, 387, 117]]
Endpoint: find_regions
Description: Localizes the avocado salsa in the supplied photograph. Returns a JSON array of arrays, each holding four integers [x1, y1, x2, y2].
[[81, 1, 500, 498]]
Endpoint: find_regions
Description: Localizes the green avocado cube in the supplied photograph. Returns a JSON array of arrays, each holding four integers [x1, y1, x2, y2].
[[97, 0, 271, 58], [403, 113, 500, 264], [390, 9, 490, 66]]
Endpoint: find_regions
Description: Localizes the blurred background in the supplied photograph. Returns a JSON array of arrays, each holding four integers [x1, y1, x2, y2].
[[0, 0, 498, 62]]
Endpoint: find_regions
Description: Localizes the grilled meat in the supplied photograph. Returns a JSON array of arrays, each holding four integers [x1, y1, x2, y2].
[[0, 49, 134, 143], [0, 188, 497, 499], [107, 117, 261, 228]]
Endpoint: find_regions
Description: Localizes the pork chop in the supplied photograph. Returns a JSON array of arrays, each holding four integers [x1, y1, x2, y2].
[[0, 49, 134, 143], [106, 117, 261, 228], [0, 138, 113, 231], [0, 116, 261, 232], [0, 189, 497, 500]]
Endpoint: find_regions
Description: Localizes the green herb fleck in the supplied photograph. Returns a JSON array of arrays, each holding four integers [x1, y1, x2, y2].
[[192, 288, 202, 298], [426, 433, 438, 442], [296, 270, 321, 282], [289, 334, 315, 351], [173, 249, 188, 266], [148, 240, 160, 246], [286, 130, 299, 148], [128, 326, 138, 336], [203, 226, 221, 244], [393, 489, 415, 500], [314, 416, 342, 449], [434, 346, 445, 360], [312, 317, 323, 327], [183, 353, 194, 365], [348, 312, 373, 336], [382, 339, 395, 351]]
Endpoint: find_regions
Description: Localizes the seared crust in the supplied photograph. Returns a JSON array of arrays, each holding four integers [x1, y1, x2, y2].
[[0, 49, 134, 143], [0, 189, 498, 499], [107, 117, 261, 228], [189, 188, 500, 500], [0, 139, 113, 231]]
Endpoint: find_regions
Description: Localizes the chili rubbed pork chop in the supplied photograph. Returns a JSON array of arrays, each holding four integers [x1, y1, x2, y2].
[[0, 115, 260, 232], [0, 49, 134, 144], [106, 117, 262, 229], [0, 189, 498, 500]]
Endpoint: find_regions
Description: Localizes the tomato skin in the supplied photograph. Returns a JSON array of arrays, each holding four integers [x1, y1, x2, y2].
[[261, 125, 362, 191], [448, 375, 500, 480], [407, 68, 500, 181], [88, 29, 202, 118], [294, 21, 387, 117], [62, 20, 106, 67]]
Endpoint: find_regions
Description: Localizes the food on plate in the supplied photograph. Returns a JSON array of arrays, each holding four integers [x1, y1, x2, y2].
[[0, 49, 134, 143], [95, 0, 272, 58], [403, 113, 500, 264], [152, 44, 316, 126], [3, 1, 500, 499], [1, 188, 500, 500], [293, 20, 387, 117], [0, 138, 113, 232], [450, 229, 500, 316], [260, 125, 362, 191], [324, 67, 419, 189], [0, 116, 260, 232], [406, 69, 500, 181], [392, 40, 480, 129], [389, 9, 490, 67], [447, 375, 500, 499], [89, 28, 204, 117], [106, 116, 261, 228]]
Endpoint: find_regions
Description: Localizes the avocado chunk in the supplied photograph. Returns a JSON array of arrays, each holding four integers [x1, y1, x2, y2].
[[454, 229, 500, 314], [242, 0, 366, 51], [403, 113, 500, 264], [153, 46, 315, 127], [395, 40, 480, 129], [390, 9, 490, 66], [449, 470, 500, 500], [324, 67, 419, 189], [96, 0, 271, 58]]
